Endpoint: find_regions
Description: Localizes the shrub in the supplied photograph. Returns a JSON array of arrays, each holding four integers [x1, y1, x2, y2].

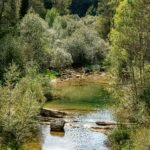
[[64, 26, 108, 67], [0, 64, 45, 149], [50, 48, 73, 70], [108, 127, 131, 150]]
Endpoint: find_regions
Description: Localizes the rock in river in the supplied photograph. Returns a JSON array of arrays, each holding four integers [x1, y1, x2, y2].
[[96, 121, 117, 126], [40, 108, 67, 118], [50, 119, 65, 132]]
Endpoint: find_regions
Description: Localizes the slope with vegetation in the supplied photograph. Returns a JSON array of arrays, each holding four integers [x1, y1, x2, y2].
[[0, 0, 149, 149]]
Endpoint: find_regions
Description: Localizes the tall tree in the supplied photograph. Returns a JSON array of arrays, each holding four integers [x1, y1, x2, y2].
[[0, 0, 22, 33], [20, 12, 50, 69], [29, 0, 46, 17], [51, 0, 71, 15], [108, 0, 150, 118], [95, 0, 119, 39]]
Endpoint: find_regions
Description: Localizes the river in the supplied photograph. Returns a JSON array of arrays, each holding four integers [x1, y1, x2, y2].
[[40, 75, 115, 150]]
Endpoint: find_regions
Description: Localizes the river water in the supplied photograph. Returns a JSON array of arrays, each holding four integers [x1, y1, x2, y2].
[[40, 76, 115, 150]]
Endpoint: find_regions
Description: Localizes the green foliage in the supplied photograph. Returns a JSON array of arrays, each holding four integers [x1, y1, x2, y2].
[[107, 0, 150, 117], [44, 70, 59, 79], [0, 64, 45, 149], [139, 84, 150, 115], [0, 0, 22, 27], [95, 0, 119, 39], [45, 14, 108, 68], [96, 0, 118, 16], [4, 63, 21, 86], [51, 15, 80, 39], [107, 1, 150, 148], [108, 127, 131, 150], [51, 0, 71, 15], [0, 0, 149, 149], [63, 26, 108, 67], [132, 127, 150, 150], [29, 0, 46, 17], [0, 34, 24, 80], [20, 12, 50, 69], [109, 0, 150, 81], [94, 16, 110, 39], [45, 8, 59, 27], [50, 48, 73, 70]]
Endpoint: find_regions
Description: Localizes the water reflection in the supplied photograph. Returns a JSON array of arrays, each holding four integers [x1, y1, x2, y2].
[[41, 125, 108, 150], [40, 110, 114, 150], [50, 131, 65, 137]]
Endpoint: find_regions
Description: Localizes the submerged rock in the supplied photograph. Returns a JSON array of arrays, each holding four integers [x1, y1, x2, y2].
[[50, 119, 65, 132]]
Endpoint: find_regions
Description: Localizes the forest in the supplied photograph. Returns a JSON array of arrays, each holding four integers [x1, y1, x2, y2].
[[0, 0, 149, 149]]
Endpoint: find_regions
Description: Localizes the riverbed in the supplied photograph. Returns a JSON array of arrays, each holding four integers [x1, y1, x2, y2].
[[40, 74, 115, 150]]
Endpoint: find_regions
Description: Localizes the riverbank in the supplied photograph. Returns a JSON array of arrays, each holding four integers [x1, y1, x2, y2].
[[50, 70, 112, 86]]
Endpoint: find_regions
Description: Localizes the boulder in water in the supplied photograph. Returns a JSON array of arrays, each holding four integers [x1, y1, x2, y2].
[[50, 119, 65, 132]]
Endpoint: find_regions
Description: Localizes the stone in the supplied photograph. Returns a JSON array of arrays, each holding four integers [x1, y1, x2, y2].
[[96, 121, 117, 126], [40, 108, 67, 118], [50, 119, 65, 132]]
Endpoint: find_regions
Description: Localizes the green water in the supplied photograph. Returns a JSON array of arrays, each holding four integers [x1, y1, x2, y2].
[[45, 81, 113, 112]]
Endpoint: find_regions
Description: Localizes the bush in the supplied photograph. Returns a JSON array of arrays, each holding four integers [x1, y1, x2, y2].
[[108, 127, 131, 150], [50, 48, 73, 70], [64, 26, 108, 67], [0, 64, 45, 149]]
